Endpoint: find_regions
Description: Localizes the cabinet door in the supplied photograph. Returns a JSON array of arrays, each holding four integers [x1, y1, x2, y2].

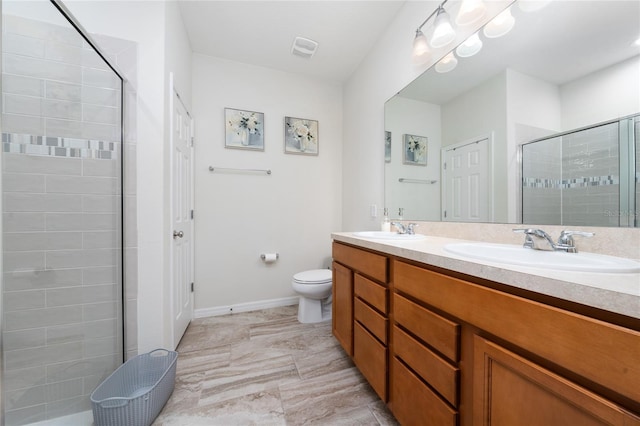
[[473, 335, 640, 426], [332, 262, 353, 356]]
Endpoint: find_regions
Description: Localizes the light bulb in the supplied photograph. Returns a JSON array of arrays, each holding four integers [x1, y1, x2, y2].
[[435, 52, 458, 73], [430, 7, 456, 48], [456, 0, 486, 26], [483, 7, 515, 39], [456, 32, 483, 58], [412, 30, 430, 65]]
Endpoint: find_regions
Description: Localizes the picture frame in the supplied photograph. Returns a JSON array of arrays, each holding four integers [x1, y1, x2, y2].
[[225, 107, 264, 151], [284, 116, 319, 155], [403, 134, 428, 166], [385, 131, 391, 163]]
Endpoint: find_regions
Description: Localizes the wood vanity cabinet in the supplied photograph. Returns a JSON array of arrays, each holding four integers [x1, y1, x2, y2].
[[332, 241, 640, 426], [332, 242, 389, 401], [393, 259, 640, 426]]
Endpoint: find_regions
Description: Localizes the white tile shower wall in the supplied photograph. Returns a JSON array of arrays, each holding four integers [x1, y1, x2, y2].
[[1, 156, 123, 422], [1, 13, 137, 424], [522, 121, 621, 226], [561, 122, 619, 227], [2, 15, 122, 152], [522, 136, 562, 224]]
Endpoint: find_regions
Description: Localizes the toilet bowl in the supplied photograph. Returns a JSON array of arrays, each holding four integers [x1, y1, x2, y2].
[[292, 269, 333, 323]]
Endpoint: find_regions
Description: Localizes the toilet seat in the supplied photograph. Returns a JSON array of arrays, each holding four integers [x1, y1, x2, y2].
[[293, 269, 332, 284]]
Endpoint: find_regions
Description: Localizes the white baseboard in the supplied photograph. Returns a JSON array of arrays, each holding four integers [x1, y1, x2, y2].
[[194, 296, 299, 319]]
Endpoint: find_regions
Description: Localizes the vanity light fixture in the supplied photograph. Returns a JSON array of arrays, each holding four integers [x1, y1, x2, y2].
[[435, 52, 458, 73], [483, 6, 516, 38], [411, 0, 457, 62], [412, 29, 430, 65], [430, 6, 456, 48], [455, 32, 483, 57], [456, 0, 486, 26]]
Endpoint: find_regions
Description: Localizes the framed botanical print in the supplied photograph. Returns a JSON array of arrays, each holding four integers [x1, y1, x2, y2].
[[385, 131, 391, 162], [284, 116, 318, 155], [225, 108, 264, 151], [403, 134, 427, 166]]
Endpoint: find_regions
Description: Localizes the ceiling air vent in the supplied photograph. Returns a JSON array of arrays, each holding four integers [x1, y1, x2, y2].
[[291, 37, 318, 59]]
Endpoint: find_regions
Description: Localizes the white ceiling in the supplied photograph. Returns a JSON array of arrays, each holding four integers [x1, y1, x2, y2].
[[177, 0, 407, 84]]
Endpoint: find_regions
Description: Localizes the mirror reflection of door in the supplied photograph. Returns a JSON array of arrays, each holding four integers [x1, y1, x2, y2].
[[442, 137, 491, 222]]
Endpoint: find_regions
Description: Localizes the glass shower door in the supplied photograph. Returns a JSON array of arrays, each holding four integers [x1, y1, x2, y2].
[[1, 1, 124, 424], [521, 117, 636, 227]]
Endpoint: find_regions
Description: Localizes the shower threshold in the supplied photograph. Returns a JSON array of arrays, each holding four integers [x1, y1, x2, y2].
[[27, 410, 93, 426]]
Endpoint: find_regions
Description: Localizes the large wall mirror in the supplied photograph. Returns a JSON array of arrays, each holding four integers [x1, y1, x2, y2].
[[384, 0, 640, 227]]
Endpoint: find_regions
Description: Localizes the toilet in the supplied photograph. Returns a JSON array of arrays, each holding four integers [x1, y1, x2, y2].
[[292, 269, 333, 323]]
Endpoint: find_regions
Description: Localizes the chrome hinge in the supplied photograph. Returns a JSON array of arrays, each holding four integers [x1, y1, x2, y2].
[[191, 209, 194, 220], [191, 282, 194, 292], [444, 210, 447, 218], [443, 162, 447, 170], [191, 137, 194, 147]]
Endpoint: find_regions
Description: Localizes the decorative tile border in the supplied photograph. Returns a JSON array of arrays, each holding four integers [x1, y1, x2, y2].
[[522, 177, 558, 189], [2, 133, 118, 160], [565, 175, 619, 188], [523, 175, 620, 189]]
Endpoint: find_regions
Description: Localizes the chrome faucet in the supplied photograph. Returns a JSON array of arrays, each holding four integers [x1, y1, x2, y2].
[[406, 223, 419, 235], [513, 228, 557, 251], [391, 222, 419, 235], [556, 230, 595, 253], [391, 222, 406, 234], [513, 228, 594, 253]]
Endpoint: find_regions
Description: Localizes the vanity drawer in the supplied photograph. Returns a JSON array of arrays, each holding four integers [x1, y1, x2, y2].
[[355, 297, 388, 344], [354, 321, 388, 402], [393, 325, 458, 406], [391, 357, 457, 426], [354, 273, 388, 314], [393, 260, 640, 403], [332, 242, 387, 283], [393, 293, 459, 363]]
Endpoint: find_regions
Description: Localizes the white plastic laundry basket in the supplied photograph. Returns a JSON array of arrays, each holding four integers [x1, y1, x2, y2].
[[90, 348, 178, 426]]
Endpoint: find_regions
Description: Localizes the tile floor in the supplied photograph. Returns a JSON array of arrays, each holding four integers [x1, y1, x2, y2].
[[153, 305, 399, 425]]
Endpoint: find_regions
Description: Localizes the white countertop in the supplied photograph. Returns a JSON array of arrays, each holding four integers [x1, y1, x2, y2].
[[332, 232, 640, 320]]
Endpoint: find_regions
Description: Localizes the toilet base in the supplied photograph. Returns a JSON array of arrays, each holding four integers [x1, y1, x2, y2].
[[297, 296, 332, 323]]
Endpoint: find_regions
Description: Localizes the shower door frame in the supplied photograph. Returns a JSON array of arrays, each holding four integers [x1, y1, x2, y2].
[[0, 0, 129, 423], [517, 113, 639, 227]]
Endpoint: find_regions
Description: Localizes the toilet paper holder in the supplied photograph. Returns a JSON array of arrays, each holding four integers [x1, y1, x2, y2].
[[260, 253, 279, 261]]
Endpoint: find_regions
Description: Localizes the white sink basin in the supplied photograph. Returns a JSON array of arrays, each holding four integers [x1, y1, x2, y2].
[[444, 242, 640, 273], [353, 231, 426, 241]]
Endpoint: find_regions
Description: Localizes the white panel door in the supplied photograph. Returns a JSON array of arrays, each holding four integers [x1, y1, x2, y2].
[[443, 138, 490, 222], [170, 80, 194, 349]]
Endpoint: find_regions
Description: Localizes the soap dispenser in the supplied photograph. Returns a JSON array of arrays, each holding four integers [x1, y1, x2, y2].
[[398, 207, 404, 221], [381, 208, 391, 232]]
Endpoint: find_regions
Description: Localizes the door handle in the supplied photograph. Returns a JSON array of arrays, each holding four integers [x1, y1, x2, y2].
[[173, 230, 184, 239]]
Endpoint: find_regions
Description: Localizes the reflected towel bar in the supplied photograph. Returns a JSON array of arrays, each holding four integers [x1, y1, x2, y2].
[[399, 178, 437, 184], [209, 166, 272, 175]]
